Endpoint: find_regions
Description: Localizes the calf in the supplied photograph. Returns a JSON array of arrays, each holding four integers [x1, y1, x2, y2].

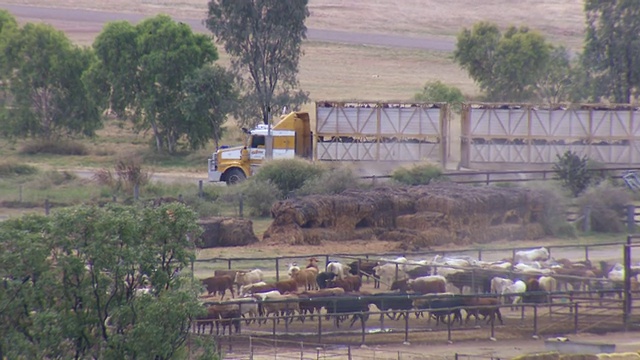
[[326, 262, 349, 279], [290, 267, 319, 291], [463, 297, 503, 325], [407, 276, 446, 295], [316, 271, 337, 289], [201, 275, 234, 300]]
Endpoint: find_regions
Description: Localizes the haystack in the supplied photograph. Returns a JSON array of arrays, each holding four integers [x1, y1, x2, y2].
[[263, 183, 547, 246], [198, 217, 258, 248]]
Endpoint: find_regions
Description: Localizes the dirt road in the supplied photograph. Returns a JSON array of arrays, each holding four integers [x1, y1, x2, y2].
[[0, 3, 455, 51]]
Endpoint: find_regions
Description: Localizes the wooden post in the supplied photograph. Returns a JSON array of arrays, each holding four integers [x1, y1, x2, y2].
[[133, 184, 140, 200], [19, 185, 22, 203], [574, 303, 579, 334], [178, 194, 183, 202], [533, 305, 538, 337], [44, 199, 50, 215], [198, 180, 204, 199], [239, 193, 244, 218], [112, 195, 117, 202], [583, 206, 591, 232], [585, 246, 589, 262], [275, 258, 280, 282], [228, 259, 232, 270], [404, 310, 410, 343], [623, 242, 632, 330], [627, 204, 635, 233]]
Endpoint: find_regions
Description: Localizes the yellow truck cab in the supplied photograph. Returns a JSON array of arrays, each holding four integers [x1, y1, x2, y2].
[[208, 111, 312, 185]]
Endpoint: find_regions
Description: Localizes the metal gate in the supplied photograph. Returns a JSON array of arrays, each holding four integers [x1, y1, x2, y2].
[[460, 103, 640, 168], [315, 102, 449, 166]]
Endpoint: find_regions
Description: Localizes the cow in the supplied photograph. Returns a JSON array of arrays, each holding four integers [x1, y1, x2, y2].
[[324, 296, 370, 328], [538, 276, 557, 303], [421, 296, 465, 326], [348, 260, 380, 288], [239, 281, 268, 296], [194, 304, 240, 335], [490, 277, 514, 304], [368, 293, 414, 320], [463, 297, 503, 325], [306, 257, 319, 271], [503, 280, 527, 310], [274, 279, 298, 294], [406, 265, 433, 279], [328, 275, 361, 292], [407, 276, 447, 295], [201, 275, 234, 300], [234, 269, 264, 292], [316, 271, 337, 289], [513, 247, 550, 263], [373, 263, 408, 289], [290, 267, 319, 291], [257, 293, 300, 324], [522, 278, 547, 304], [242, 283, 278, 295], [326, 262, 349, 280]]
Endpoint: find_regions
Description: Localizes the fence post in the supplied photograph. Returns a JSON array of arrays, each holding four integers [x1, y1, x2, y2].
[[199, 180, 204, 199], [318, 310, 322, 343], [533, 305, 538, 338], [275, 258, 280, 282], [583, 206, 591, 232], [178, 194, 183, 202], [112, 195, 117, 202], [249, 336, 253, 360], [627, 204, 635, 233], [348, 345, 352, 360], [227, 259, 232, 270], [133, 184, 139, 200], [404, 310, 410, 344], [447, 313, 452, 342], [19, 185, 22, 203], [623, 243, 632, 330], [585, 246, 589, 262], [478, 249, 482, 261], [573, 303, 579, 334], [44, 199, 50, 215], [372, 175, 377, 186], [239, 193, 244, 218]]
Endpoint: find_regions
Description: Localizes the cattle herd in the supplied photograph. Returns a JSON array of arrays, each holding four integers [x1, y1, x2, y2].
[[195, 247, 640, 336]]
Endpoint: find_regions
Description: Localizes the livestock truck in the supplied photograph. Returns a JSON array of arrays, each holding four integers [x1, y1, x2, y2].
[[208, 102, 449, 184]]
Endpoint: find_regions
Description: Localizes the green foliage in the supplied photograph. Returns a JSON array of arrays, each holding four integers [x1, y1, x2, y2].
[[0, 162, 37, 176], [0, 23, 101, 140], [89, 16, 220, 153], [237, 179, 282, 217], [532, 184, 577, 238], [553, 151, 593, 197], [534, 46, 576, 104], [391, 164, 444, 186], [181, 64, 239, 150], [577, 182, 629, 233], [583, 0, 640, 103], [93, 157, 151, 193], [454, 22, 552, 102], [414, 81, 465, 112], [253, 158, 324, 195], [0, 204, 206, 358], [297, 166, 364, 195], [205, 0, 310, 126], [20, 140, 89, 155]]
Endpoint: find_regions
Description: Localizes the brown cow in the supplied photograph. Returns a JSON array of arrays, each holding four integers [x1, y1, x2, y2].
[[194, 304, 240, 335], [201, 275, 234, 300], [463, 297, 503, 325], [348, 260, 381, 288], [407, 276, 447, 295], [290, 267, 319, 291], [275, 279, 298, 294], [306, 257, 319, 271], [328, 275, 361, 292], [390, 279, 410, 293]]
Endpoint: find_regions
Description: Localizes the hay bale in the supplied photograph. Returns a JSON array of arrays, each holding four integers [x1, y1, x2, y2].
[[198, 217, 259, 248]]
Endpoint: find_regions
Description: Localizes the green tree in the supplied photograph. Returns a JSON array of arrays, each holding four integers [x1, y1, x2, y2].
[[181, 64, 239, 150], [89, 16, 220, 153], [534, 46, 575, 104], [583, 0, 640, 103], [0, 204, 212, 359], [414, 80, 465, 112], [553, 150, 592, 197], [0, 23, 101, 140], [205, 0, 310, 127], [454, 22, 551, 102]]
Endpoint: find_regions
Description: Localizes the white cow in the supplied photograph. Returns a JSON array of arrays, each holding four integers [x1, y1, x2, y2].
[[373, 263, 408, 289], [490, 277, 514, 304], [326, 262, 348, 279], [538, 276, 557, 302], [503, 280, 527, 310], [514, 247, 550, 263], [239, 281, 268, 296], [287, 263, 300, 278], [235, 269, 264, 288]]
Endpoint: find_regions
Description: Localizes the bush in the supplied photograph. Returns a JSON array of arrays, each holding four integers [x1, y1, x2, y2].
[[236, 179, 282, 217], [297, 166, 364, 195], [414, 80, 465, 112], [94, 157, 151, 193], [21, 140, 89, 155], [0, 162, 38, 176], [553, 151, 592, 197], [577, 182, 629, 233], [253, 158, 324, 196], [534, 184, 577, 238], [391, 163, 444, 186]]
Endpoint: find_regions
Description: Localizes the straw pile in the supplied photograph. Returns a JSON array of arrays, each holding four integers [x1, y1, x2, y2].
[[198, 217, 259, 248], [263, 183, 547, 247]]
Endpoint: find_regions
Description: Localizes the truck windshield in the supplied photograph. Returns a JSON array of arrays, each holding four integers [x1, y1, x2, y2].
[[251, 135, 265, 148]]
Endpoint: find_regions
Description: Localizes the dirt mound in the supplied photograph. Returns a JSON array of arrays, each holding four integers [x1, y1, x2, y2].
[[263, 183, 547, 247], [198, 217, 259, 248]]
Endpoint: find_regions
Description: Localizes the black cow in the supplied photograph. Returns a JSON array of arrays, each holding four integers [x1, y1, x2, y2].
[[348, 260, 380, 288], [316, 271, 337, 289], [368, 293, 414, 320], [324, 296, 370, 328], [416, 296, 465, 326]]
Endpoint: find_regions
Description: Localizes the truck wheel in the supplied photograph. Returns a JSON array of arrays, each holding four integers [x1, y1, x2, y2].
[[225, 168, 246, 185]]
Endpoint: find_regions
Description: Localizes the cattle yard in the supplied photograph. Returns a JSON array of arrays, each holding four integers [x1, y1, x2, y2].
[[192, 237, 640, 355]]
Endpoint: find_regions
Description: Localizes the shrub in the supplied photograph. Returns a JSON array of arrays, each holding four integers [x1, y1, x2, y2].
[[21, 140, 89, 155], [391, 163, 444, 186], [534, 184, 577, 238], [115, 157, 151, 190], [577, 182, 629, 233], [553, 151, 592, 197], [0, 162, 38, 176], [236, 179, 282, 217], [253, 158, 324, 196], [297, 166, 364, 195]]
